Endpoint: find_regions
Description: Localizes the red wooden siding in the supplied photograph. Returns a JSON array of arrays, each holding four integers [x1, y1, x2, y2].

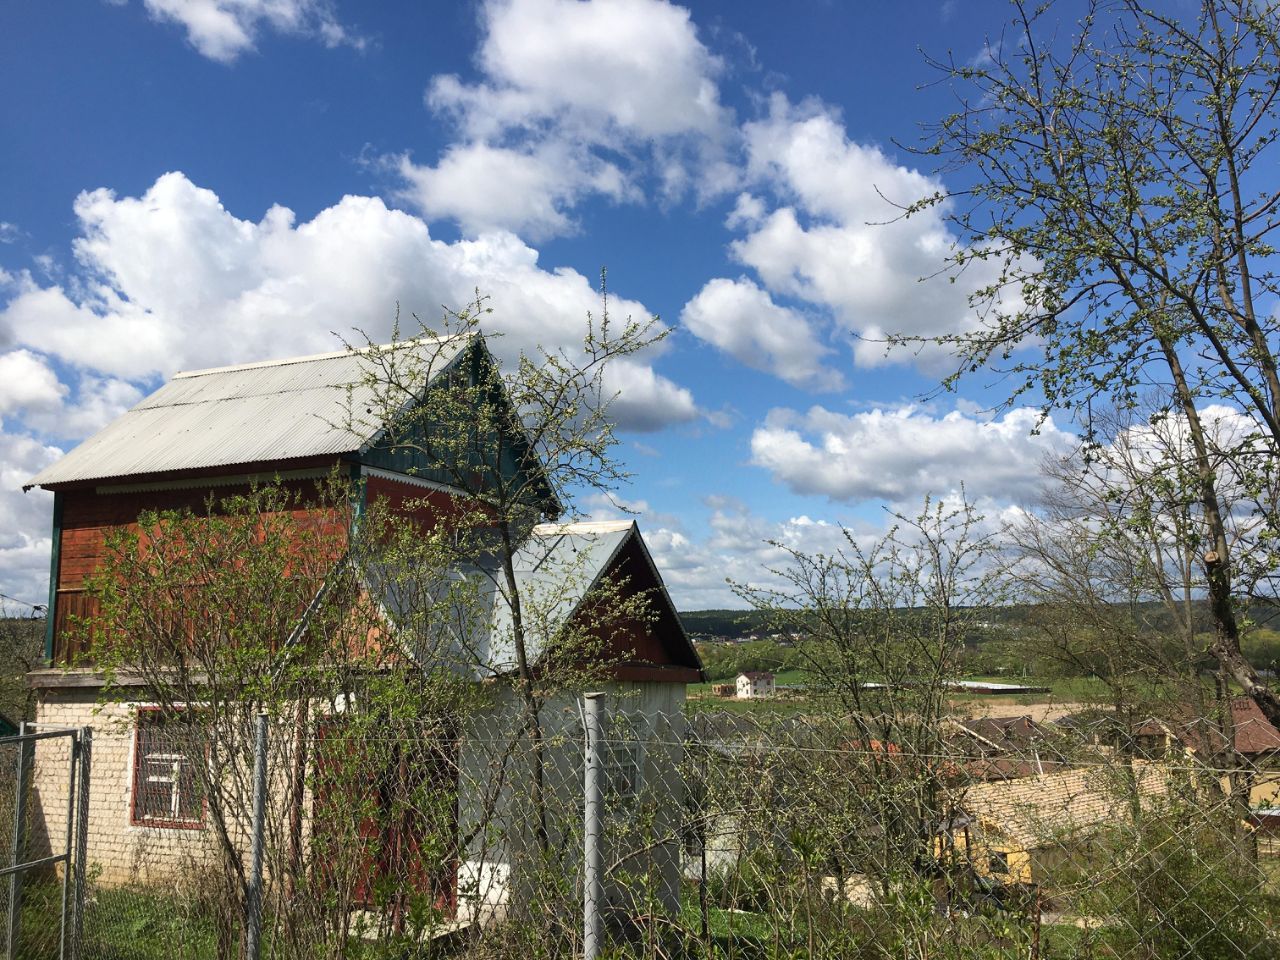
[[580, 535, 702, 683], [51, 474, 351, 664], [312, 721, 458, 919], [364, 474, 471, 532]]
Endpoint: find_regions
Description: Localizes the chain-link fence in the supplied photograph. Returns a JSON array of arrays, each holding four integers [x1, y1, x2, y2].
[[18, 697, 1280, 959], [1, 727, 89, 960]]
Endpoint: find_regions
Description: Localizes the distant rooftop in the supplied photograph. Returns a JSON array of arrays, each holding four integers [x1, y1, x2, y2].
[[961, 763, 1172, 847]]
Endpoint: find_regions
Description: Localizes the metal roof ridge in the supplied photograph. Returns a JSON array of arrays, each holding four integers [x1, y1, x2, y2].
[[531, 519, 636, 535], [171, 334, 467, 380]]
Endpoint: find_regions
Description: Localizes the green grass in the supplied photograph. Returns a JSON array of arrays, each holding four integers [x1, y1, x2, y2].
[[15, 881, 468, 960], [1036, 919, 1131, 958], [678, 898, 773, 943], [10, 881, 221, 960], [689, 670, 1101, 716], [953, 673, 1226, 708], [771, 669, 809, 687], [685, 669, 1223, 720]]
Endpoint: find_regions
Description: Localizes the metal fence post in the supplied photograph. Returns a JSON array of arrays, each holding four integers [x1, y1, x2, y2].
[[583, 693, 604, 960], [244, 712, 268, 960], [69, 728, 90, 960], [6, 724, 34, 960]]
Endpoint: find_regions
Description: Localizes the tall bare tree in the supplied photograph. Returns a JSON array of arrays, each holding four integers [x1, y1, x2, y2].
[[910, 0, 1280, 723]]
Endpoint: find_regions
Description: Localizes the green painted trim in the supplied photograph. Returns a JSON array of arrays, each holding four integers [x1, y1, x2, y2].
[[349, 460, 365, 520], [43, 491, 63, 664], [356, 337, 561, 517]]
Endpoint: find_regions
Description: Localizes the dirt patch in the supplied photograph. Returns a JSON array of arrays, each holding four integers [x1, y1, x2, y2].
[[949, 698, 1090, 723]]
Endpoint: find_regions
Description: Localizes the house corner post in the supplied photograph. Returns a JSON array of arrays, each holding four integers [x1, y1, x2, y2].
[[43, 490, 63, 664], [583, 692, 604, 960], [245, 712, 268, 960]]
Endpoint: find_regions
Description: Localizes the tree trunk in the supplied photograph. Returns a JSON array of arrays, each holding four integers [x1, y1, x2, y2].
[[1161, 339, 1280, 729], [498, 521, 550, 855]]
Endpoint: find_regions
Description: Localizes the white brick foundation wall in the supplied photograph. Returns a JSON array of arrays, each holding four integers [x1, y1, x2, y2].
[[32, 685, 224, 886]]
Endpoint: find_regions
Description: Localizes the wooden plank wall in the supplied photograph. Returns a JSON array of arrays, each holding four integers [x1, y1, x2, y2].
[[364, 474, 464, 531], [52, 476, 351, 664]]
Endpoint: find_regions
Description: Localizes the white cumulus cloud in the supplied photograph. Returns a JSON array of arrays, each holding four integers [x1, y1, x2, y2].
[[134, 0, 365, 63], [680, 277, 844, 391], [0, 350, 67, 418], [690, 94, 1029, 377], [750, 404, 1074, 505], [0, 348, 141, 440], [0, 431, 61, 605], [0, 171, 697, 431], [393, 141, 633, 242], [396, 0, 735, 238], [439, 0, 726, 140]]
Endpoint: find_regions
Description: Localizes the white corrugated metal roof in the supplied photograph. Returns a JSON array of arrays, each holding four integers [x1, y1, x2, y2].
[[374, 520, 640, 677], [488, 520, 638, 669], [26, 337, 468, 489]]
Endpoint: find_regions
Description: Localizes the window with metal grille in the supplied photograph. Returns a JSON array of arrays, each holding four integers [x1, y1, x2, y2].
[[131, 708, 207, 828]]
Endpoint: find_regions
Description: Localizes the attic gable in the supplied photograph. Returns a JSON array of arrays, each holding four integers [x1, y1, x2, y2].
[[358, 339, 560, 516]]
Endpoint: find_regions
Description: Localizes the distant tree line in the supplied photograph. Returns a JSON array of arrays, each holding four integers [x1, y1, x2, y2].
[[685, 602, 1280, 683], [0, 613, 44, 725]]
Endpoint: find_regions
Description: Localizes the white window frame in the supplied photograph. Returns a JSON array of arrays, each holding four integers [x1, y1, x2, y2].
[[601, 740, 643, 801]]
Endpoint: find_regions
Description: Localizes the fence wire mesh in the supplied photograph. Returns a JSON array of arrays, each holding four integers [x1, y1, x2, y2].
[[13, 697, 1280, 959], [3, 728, 82, 960]]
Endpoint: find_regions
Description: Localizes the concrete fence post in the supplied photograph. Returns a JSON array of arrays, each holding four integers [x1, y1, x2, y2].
[[69, 728, 91, 960], [244, 712, 268, 960], [583, 693, 604, 960]]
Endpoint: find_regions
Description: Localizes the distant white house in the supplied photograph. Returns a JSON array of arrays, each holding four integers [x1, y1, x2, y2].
[[736, 671, 775, 699]]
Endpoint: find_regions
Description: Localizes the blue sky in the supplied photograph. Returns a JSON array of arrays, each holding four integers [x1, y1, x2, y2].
[[0, 0, 1081, 609]]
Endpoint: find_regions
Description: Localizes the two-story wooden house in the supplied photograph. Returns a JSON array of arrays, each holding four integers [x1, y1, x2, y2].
[[23, 334, 701, 922]]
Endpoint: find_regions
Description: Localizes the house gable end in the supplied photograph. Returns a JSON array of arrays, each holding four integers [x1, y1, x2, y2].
[[357, 338, 560, 518], [587, 530, 703, 683]]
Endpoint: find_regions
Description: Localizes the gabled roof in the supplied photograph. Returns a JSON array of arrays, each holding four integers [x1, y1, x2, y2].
[[1134, 697, 1280, 757], [953, 716, 1052, 755], [960, 763, 1173, 847], [375, 520, 700, 681], [26, 336, 470, 490], [1228, 698, 1280, 755]]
